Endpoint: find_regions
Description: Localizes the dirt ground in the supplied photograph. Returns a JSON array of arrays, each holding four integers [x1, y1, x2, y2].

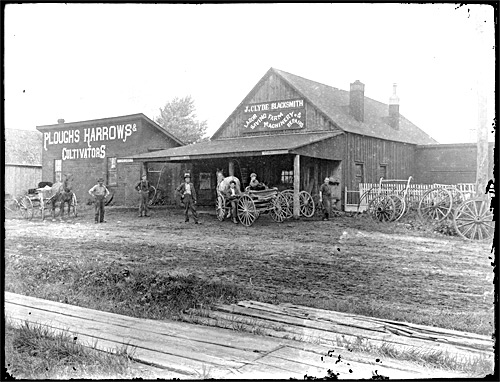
[[4, 204, 496, 335]]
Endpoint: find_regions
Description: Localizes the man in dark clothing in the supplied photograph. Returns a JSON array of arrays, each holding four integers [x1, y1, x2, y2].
[[135, 174, 151, 217], [319, 177, 332, 221], [224, 179, 241, 224], [176, 173, 200, 224]]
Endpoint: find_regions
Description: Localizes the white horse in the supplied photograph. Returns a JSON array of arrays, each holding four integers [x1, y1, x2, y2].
[[216, 169, 241, 194], [216, 170, 241, 219]]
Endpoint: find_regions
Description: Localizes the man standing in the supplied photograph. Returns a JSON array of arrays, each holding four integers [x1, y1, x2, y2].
[[135, 174, 151, 217], [88, 178, 110, 224], [225, 179, 241, 224], [319, 177, 332, 221], [176, 173, 201, 224]]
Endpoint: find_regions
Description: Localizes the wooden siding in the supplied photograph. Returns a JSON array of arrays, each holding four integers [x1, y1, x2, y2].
[[217, 73, 341, 139], [4, 165, 42, 198], [414, 143, 494, 184], [343, 133, 416, 192]]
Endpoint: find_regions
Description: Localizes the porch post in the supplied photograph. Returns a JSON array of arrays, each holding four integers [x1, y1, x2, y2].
[[228, 161, 235, 177], [293, 154, 300, 219]]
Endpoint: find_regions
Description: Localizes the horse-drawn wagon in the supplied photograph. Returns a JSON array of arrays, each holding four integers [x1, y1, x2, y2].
[[215, 170, 289, 226]]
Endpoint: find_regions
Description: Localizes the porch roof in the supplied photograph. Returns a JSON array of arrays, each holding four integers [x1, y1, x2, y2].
[[120, 131, 340, 162]]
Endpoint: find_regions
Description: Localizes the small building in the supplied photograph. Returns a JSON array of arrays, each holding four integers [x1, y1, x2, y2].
[[121, 68, 437, 214], [36, 114, 184, 206], [5, 128, 43, 198]]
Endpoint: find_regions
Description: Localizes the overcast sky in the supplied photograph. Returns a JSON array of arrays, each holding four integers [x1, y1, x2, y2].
[[4, 3, 495, 143]]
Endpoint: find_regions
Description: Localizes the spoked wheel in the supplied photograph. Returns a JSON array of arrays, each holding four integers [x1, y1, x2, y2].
[[453, 198, 494, 241], [270, 193, 288, 223], [356, 187, 378, 216], [148, 186, 157, 206], [418, 187, 453, 222], [19, 196, 34, 220], [368, 195, 396, 222], [389, 194, 406, 222], [216, 194, 227, 222], [237, 195, 258, 226], [281, 190, 294, 219], [299, 191, 315, 217]]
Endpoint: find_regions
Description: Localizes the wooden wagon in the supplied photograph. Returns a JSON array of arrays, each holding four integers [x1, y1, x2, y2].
[[216, 187, 289, 227]]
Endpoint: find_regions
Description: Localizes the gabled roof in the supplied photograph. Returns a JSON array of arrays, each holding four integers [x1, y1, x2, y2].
[[120, 131, 340, 161], [5, 128, 43, 166], [36, 113, 185, 146], [212, 68, 437, 145]]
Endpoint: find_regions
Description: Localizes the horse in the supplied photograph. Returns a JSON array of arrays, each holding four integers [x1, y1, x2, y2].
[[216, 169, 241, 194], [216, 169, 241, 219], [43, 174, 75, 219]]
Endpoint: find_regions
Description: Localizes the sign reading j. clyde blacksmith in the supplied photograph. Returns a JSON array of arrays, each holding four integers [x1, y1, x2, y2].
[[242, 99, 306, 133]]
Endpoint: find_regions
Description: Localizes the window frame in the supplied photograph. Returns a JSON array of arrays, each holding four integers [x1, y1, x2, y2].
[[107, 157, 118, 186], [54, 159, 62, 183]]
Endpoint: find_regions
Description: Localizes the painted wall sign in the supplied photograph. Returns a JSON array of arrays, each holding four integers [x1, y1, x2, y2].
[[42, 122, 138, 160], [242, 99, 306, 133]]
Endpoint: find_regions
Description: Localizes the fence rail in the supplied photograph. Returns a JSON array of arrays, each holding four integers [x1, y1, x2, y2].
[[344, 183, 476, 212]]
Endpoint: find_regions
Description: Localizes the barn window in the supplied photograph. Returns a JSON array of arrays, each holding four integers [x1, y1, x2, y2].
[[281, 170, 294, 184], [354, 163, 364, 184], [107, 157, 117, 186], [379, 164, 387, 180], [54, 159, 62, 182]]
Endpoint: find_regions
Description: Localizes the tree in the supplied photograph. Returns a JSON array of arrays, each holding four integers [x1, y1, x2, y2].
[[155, 96, 209, 145]]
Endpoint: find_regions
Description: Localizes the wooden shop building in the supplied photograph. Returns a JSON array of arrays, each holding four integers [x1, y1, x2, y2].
[[121, 68, 439, 215], [36, 114, 184, 206]]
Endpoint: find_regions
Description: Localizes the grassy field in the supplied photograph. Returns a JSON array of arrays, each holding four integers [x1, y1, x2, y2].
[[4, 206, 496, 377]]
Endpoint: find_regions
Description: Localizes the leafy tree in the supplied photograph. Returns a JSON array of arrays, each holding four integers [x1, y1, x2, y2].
[[155, 96, 209, 145]]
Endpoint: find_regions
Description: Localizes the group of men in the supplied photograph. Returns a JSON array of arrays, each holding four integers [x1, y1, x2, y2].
[[87, 172, 339, 224]]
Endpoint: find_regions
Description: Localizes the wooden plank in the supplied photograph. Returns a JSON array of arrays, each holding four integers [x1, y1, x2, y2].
[[4, 292, 281, 353], [237, 300, 492, 346], [221, 362, 305, 379], [5, 303, 249, 372], [6, 315, 208, 378], [213, 303, 491, 356]]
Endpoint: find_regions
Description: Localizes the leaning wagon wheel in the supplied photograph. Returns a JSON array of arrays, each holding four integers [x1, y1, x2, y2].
[[356, 187, 378, 216], [368, 195, 396, 222], [269, 193, 288, 223], [19, 196, 34, 220], [417, 187, 453, 223], [237, 195, 258, 226], [389, 194, 406, 222], [281, 190, 294, 219], [453, 197, 494, 241], [299, 191, 315, 218], [216, 194, 227, 222]]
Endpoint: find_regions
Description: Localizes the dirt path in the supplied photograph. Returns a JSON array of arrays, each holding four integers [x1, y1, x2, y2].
[[4, 206, 495, 335]]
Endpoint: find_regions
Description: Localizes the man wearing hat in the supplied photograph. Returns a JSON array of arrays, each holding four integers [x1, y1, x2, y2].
[[175, 173, 200, 224], [319, 177, 332, 221], [248, 172, 265, 191], [135, 174, 151, 217], [88, 177, 110, 223]]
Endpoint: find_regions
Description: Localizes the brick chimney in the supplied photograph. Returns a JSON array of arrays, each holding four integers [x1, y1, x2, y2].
[[389, 83, 400, 129], [349, 80, 365, 122], [57, 119, 65, 124]]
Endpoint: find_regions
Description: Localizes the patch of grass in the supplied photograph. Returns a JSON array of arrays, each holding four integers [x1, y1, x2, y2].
[[5, 257, 247, 321], [333, 335, 493, 378], [4, 320, 137, 379]]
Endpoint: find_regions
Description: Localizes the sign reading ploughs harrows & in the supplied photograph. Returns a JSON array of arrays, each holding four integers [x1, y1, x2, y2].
[[242, 98, 306, 133]]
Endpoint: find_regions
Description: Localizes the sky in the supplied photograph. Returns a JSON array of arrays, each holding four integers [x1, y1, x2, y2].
[[4, 3, 496, 143]]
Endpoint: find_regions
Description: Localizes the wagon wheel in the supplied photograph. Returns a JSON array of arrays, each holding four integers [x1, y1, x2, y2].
[[19, 196, 34, 220], [389, 194, 406, 222], [417, 187, 453, 222], [368, 195, 396, 222], [216, 194, 227, 222], [453, 197, 494, 241], [299, 191, 315, 218], [269, 193, 288, 223], [356, 187, 378, 216], [237, 195, 257, 226], [281, 190, 294, 219], [70, 193, 78, 218], [448, 187, 465, 208], [148, 186, 157, 206]]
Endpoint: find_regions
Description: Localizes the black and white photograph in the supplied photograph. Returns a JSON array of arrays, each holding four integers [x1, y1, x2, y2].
[[4, 3, 496, 380]]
